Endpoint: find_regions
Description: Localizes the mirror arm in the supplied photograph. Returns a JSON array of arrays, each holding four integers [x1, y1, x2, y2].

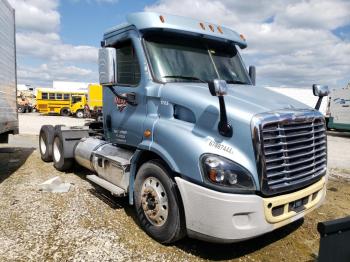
[[315, 97, 323, 110], [249, 66, 256, 86], [218, 96, 233, 137], [107, 86, 137, 106]]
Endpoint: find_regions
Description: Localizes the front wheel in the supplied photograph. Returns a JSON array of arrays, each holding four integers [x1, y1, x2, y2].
[[134, 160, 185, 244], [18, 106, 25, 113], [76, 110, 84, 118]]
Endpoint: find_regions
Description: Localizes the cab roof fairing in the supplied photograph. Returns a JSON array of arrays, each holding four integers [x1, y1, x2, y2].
[[103, 12, 247, 49]]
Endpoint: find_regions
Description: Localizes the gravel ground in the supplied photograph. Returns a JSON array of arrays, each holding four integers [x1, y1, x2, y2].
[[0, 146, 350, 261], [1, 114, 349, 261]]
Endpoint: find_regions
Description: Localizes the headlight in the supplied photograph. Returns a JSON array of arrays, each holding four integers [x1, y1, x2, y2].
[[201, 154, 256, 192]]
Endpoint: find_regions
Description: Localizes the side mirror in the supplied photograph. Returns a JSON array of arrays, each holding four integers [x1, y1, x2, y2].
[[312, 84, 329, 110], [249, 65, 256, 86], [208, 79, 228, 96], [208, 79, 232, 137], [98, 48, 117, 85], [313, 84, 329, 97]]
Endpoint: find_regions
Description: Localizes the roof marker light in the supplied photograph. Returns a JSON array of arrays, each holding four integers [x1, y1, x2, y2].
[[199, 22, 205, 30], [209, 24, 214, 32], [159, 15, 165, 23], [240, 34, 246, 41], [217, 26, 223, 34]]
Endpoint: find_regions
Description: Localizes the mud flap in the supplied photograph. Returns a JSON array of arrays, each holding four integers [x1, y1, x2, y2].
[[318, 216, 350, 262], [55, 126, 89, 158]]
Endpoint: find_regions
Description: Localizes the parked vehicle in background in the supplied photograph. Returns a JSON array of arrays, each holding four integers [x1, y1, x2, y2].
[[39, 12, 329, 244], [70, 84, 103, 119], [326, 85, 350, 131], [70, 94, 85, 118], [0, 0, 18, 143], [36, 88, 86, 116], [17, 90, 36, 113]]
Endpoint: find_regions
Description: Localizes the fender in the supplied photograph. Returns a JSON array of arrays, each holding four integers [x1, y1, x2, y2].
[[55, 126, 89, 158], [128, 140, 180, 205]]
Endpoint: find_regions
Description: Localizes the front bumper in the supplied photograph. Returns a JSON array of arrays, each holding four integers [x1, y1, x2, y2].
[[175, 176, 326, 243]]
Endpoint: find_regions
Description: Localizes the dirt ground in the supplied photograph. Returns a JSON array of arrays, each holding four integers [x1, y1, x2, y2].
[[0, 144, 350, 262], [18, 113, 90, 135]]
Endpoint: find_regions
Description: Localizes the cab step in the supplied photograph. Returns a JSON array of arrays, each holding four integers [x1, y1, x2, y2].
[[86, 175, 126, 197]]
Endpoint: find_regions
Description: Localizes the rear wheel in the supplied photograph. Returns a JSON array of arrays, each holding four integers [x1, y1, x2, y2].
[[60, 108, 70, 116], [76, 110, 84, 118], [134, 160, 185, 243], [39, 125, 54, 162], [53, 135, 73, 171], [18, 106, 25, 113]]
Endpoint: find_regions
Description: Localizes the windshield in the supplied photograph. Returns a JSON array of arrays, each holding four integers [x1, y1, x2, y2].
[[144, 33, 251, 84], [72, 96, 82, 103]]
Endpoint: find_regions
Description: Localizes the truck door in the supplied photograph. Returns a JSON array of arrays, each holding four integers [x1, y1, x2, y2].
[[103, 38, 146, 146], [70, 95, 82, 113]]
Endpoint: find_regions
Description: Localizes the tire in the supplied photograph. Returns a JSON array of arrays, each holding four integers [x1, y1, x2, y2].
[[60, 108, 70, 117], [76, 110, 84, 118], [0, 133, 9, 143], [39, 125, 54, 162], [52, 132, 73, 171], [134, 160, 185, 244], [18, 106, 24, 113]]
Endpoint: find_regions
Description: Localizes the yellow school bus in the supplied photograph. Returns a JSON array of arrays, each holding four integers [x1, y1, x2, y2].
[[36, 88, 87, 116]]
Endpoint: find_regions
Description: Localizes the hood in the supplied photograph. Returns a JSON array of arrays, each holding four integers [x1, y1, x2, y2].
[[153, 82, 318, 187], [160, 83, 313, 123]]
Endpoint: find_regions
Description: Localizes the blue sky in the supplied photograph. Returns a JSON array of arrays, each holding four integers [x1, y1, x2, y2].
[[59, 0, 153, 47], [8, 0, 350, 88]]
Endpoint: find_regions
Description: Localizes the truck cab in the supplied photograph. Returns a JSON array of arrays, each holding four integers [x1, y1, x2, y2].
[[39, 12, 329, 244], [70, 94, 86, 118]]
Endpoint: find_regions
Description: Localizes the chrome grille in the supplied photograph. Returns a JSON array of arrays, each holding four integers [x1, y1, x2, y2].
[[252, 110, 327, 195]]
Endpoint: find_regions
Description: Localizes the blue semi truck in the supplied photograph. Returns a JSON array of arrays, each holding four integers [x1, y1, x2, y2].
[[39, 12, 329, 243]]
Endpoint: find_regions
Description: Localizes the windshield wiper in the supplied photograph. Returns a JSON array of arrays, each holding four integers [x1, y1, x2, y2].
[[162, 75, 206, 83], [226, 80, 248, 85]]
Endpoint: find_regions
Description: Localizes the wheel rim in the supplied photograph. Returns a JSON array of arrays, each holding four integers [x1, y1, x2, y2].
[[40, 136, 46, 154], [141, 177, 169, 226], [53, 138, 61, 162], [77, 111, 83, 118]]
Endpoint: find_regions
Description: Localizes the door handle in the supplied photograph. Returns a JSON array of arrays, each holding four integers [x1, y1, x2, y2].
[[341, 105, 349, 107]]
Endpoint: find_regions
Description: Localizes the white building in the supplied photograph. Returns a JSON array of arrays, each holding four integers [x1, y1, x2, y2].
[[17, 84, 35, 92], [266, 87, 328, 115], [52, 81, 92, 92]]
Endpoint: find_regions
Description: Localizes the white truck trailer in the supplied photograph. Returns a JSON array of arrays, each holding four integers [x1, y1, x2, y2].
[[0, 0, 18, 143], [326, 86, 350, 131]]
